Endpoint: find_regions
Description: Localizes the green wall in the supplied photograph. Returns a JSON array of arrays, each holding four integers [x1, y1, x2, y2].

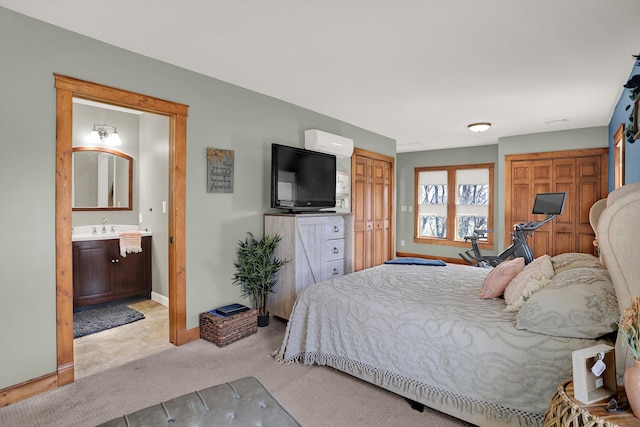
[[396, 127, 608, 260], [0, 7, 395, 389]]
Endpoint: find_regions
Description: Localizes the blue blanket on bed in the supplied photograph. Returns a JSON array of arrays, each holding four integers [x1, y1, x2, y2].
[[384, 257, 446, 266]]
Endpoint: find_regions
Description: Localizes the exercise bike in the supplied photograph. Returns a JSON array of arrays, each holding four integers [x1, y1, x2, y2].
[[459, 192, 567, 268]]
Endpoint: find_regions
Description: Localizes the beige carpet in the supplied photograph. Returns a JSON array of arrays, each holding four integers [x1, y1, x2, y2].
[[1, 318, 473, 427]]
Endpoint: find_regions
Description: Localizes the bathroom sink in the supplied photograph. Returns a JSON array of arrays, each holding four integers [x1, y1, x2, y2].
[[71, 224, 152, 241]]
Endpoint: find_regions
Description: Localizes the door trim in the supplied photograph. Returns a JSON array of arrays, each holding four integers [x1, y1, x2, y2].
[[55, 74, 190, 387]]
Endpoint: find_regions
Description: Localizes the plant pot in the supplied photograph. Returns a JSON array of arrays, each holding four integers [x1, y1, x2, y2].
[[257, 313, 270, 327], [624, 359, 640, 418]]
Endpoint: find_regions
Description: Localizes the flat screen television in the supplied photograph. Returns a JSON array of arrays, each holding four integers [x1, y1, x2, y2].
[[271, 143, 337, 212], [531, 192, 567, 215]]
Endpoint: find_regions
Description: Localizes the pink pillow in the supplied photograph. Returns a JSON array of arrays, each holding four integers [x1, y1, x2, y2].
[[479, 258, 525, 299], [504, 254, 555, 312]]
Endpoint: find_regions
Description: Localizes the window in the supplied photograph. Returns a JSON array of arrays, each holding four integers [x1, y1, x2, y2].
[[415, 164, 494, 248]]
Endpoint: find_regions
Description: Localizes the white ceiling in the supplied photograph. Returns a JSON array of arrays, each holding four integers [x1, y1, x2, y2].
[[2, 0, 639, 152]]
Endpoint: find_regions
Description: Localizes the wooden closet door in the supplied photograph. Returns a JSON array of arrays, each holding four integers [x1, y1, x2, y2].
[[550, 158, 576, 254], [352, 149, 394, 271], [353, 156, 373, 271], [505, 149, 607, 258], [575, 156, 604, 254], [372, 159, 391, 265]]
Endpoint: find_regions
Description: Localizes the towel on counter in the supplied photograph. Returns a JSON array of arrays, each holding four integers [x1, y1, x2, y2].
[[119, 230, 142, 257]]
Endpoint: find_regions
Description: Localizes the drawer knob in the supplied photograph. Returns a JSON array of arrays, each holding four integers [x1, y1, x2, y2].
[[111, 259, 119, 263], [332, 268, 339, 275], [333, 247, 339, 254], [333, 226, 340, 233]]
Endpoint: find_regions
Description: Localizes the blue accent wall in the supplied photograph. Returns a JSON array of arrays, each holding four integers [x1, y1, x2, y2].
[[609, 59, 640, 189]]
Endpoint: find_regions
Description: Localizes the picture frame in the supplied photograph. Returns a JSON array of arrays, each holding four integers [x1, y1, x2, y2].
[[206, 148, 234, 193], [336, 171, 349, 196], [572, 344, 616, 404], [634, 97, 640, 141]]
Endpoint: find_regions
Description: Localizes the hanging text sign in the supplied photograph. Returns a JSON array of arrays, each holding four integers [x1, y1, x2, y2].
[[207, 148, 234, 193]]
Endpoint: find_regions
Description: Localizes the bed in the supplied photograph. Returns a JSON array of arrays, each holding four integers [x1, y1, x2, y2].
[[275, 183, 640, 427]]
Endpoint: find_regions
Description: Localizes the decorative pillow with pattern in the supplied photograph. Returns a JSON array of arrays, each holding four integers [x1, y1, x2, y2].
[[516, 268, 618, 339], [551, 252, 602, 274], [504, 254, 555, 312], [479, 257, 525, 299]]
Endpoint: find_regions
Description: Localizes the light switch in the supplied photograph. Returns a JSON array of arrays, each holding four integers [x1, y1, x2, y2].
[[162, 201, 167, 214]]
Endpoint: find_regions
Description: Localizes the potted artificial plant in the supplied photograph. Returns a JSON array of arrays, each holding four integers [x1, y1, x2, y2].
[[232, 232, 288, 327]]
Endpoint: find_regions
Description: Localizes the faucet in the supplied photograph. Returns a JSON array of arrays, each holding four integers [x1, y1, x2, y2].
[[102, 218, 107, 234]]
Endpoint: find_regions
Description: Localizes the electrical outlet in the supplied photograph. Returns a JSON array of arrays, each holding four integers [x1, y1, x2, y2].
[[400, 240, 405, 247], [401, 205, 407, 212]]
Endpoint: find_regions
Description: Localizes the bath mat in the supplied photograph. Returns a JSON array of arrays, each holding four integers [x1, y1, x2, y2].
[[73, 303, 145, 338]]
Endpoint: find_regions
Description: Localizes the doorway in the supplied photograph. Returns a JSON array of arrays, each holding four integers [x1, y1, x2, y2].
[[55, 75, 190, 386]]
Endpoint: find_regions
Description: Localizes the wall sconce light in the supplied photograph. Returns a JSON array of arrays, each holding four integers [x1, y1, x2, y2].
[[467, 122, 492, 133], [90, 124, 122, 146]]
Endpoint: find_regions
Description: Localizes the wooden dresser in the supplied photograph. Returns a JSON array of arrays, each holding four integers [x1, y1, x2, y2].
[[264, 212, 353, 320]]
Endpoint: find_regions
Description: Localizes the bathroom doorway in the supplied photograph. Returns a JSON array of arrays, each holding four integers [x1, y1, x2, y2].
[[55, 74, 190, 386], [70, 98, 172, 378]]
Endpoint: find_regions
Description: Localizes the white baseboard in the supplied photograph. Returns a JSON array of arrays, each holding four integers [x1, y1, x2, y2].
[[151, 291, 169, 307]]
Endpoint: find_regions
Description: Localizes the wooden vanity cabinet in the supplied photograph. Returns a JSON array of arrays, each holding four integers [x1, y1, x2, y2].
[[73, 236, 152, 307]]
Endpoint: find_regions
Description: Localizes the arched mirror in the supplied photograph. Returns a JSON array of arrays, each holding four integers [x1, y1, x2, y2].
[[72, 147, 133, 210]]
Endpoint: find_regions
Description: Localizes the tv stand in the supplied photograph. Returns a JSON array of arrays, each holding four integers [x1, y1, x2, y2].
[[264, 212, 353, 320]]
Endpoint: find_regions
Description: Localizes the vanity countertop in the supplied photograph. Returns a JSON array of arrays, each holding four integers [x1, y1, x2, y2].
[[72, 225, 152, 242]]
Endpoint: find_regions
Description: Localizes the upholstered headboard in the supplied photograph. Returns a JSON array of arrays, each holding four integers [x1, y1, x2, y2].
[[595, 182, 640, 377]]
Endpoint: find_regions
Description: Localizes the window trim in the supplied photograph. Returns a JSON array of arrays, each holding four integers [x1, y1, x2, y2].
[[414, 163, 494, 249]]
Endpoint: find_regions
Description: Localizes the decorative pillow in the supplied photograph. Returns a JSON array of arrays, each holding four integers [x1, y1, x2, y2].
[[551, 252, 602, 274], [479, 257, 525, 299], [503, 255, 555, 312], [516, 268, 618, 339]]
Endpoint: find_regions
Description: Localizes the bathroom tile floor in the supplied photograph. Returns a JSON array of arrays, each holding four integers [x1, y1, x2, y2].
[[73, 298, 173, 379]]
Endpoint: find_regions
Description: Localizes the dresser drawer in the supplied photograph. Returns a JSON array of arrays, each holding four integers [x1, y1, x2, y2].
[[324, 259, 345, 280], [324, 239, 345, 261], [324, 218, 346, 239]]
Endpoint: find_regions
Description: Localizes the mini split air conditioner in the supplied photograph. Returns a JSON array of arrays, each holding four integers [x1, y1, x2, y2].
[[304, 129, 354, 158]]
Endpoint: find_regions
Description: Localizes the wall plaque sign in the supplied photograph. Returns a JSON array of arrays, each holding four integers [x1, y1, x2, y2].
[[207, 148, 234, 193]]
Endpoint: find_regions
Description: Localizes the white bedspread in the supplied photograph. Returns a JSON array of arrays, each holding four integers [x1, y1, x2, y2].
[[276, 263, 608, 425]]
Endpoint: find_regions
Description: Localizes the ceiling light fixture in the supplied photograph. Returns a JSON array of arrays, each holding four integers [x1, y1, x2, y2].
[[90, 124, 122, 146], [467, 122, 492, 133]]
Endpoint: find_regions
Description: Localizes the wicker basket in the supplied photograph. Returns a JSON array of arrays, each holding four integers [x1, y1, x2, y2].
[[199, 309, 257, 347], [543, 379, 630, 427]]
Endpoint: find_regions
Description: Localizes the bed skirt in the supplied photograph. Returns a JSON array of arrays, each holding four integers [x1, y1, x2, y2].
[[276, 349, 544, 427]]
